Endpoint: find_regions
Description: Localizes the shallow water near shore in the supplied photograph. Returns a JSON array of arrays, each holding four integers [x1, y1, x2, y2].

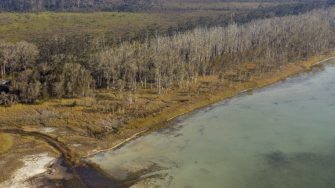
[[90, 61, 335, 188]]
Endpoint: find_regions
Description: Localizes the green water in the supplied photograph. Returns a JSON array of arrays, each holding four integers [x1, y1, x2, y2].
[[90, 61, 335, 188]]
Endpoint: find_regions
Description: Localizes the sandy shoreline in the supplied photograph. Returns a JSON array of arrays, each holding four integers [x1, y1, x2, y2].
[[0, 153, 55, 188]]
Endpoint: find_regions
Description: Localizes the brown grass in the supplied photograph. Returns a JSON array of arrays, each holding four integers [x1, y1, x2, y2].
[[0, 133, 13, 154]]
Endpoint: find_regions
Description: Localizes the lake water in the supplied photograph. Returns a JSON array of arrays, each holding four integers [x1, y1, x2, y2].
[[90, 61, 335, 188]]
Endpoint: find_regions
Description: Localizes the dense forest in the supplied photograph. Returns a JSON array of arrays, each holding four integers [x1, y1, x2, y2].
[[0, 0, 332, 11], [0, 0, 159, 11], [0, 7, 334, 105]]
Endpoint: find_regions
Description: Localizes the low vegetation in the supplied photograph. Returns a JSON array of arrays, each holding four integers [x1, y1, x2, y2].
[[0, 11, 176, 42], [0, 0, 330, 43], [0, 133, 12, 154]]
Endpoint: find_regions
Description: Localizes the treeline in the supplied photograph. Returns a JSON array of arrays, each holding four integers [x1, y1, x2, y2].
[[0, 0, 159, 11], [89, 8, 335, 93], [0, 0, 332, 12], [1, 8, 335, 105], [0, 41, 94, 105]]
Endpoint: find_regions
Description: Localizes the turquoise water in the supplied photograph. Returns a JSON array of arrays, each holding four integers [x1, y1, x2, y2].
[[90, 61, 335, 188]]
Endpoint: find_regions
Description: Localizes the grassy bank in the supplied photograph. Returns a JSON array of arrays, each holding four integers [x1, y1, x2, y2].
[[0, 133, 12, 154]]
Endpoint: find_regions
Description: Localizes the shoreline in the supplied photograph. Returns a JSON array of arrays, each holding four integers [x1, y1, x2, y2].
[[1, 53, 335, 187], [85, 54, 335, 158], [84, 129, 149, 158]]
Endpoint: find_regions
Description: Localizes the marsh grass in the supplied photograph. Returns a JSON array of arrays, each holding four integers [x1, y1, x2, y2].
[[0, 133, 13, 154]]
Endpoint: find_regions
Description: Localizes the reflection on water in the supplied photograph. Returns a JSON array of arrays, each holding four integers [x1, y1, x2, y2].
[[90, 62, 335, 188]]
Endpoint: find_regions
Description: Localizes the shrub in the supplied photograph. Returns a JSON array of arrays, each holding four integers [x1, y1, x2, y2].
[[0, 92, 18, 106]]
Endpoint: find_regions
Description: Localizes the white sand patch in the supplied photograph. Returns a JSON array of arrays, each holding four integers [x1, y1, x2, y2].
[[40, 127, 56, 133], [72, 144, 82, 147], [0, 153, 55, 188]]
